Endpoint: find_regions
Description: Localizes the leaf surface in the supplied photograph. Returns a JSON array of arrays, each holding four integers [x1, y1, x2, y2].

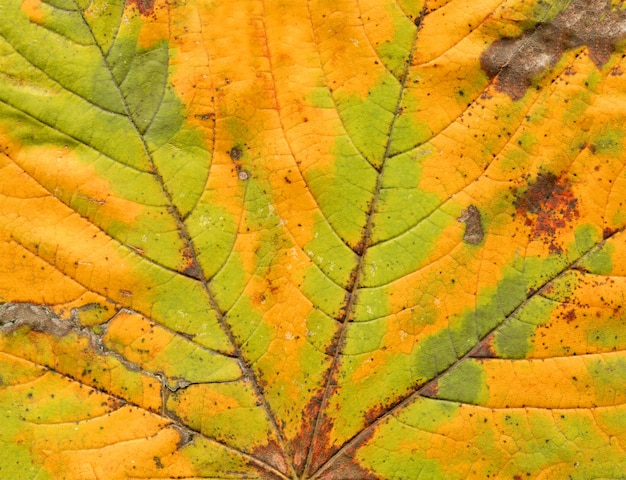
[[2, 0, 626, 478]]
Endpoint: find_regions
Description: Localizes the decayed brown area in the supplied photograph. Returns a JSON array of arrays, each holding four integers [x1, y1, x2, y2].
[[127, 0, 156, 16], [481, 0, 626, 99], [514, 172, 579, 253]]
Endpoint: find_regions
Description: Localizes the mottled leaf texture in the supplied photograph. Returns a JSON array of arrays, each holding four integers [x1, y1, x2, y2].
[[3, 0, 626, 478]]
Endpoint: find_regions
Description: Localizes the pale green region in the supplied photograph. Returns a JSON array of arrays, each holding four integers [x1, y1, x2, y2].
[[0, 0, 126, 115], [356, 399, 458, 479], [574, 223, 602, 253], [306, 136, 377, 246], [585, 356, 626, 404], [73, 303, 113, 327], [351, 287, 391, 323], [210, 251, 246, 313], [139, 264, 232, 353], [371, 149, 440, 244], [308, 86, 335, 109], [183, 438, 264, 477], [520, 0, 572, 29], [27, 0, 93, 46], [396, 0, 425, 19], [362, 399, 626, 478], [187, 200, 239, 280], [492, 409, 626, 478], [0, 65, 149, 171], [387, 107, 432, 155], [335, 75, 400, 168], [0, 390, 51, 480], [168, 383, 273, 450], [586, 320, 626, 355], [226, 296, 271, 364], [304, 211, 358, 288], [584, 68, 603, 91], [300, 264, 347, 319], [342, 317, 387, 355], [104, 331, 242, 385], [84, 0, 125, 52], [376, 4, 415, 78], [578, 242, 614, 275], [495, 296, 557, 359], [361, 208, 451, 288], [436, 360, 489, 405], [305, 309, 339, 353], [499, 144, 532, 174], [517, 131, 538, 151], [149, 109, 209, 217], [329, 349, 414, 442], [590, 128, 625, 156], [562, 90, 593, 125], [118, 42, 170, 133], [0, 353, 45, 386]]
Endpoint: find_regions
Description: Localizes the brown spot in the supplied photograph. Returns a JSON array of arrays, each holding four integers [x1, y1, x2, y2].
[[229, 146, 243, 161], [180, 248, 203, 280], [153, 456, 164, 469], [420, 381, 439, 398], [481, 0, 626, 100], [127, 0, 156, 16], [514, 172, 579, 253], [563, 309, 577, 324], [469, 335, 497, 358], [457, 205, 484, 245], [603, 227, 617, 239]]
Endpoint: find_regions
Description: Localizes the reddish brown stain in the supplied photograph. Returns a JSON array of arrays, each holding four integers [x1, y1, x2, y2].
[[481, 0, 626, 100], [563, 309, 577, 324], [180, 248, 203, 280], [318, 453, 380, 480], [127, 0, 156, 16], [420, 381, 439, 398], [469, 335, 497, 358], [249, 440, 290, 477], [514, 172, 579, 253], [290, 377, 336, 474]]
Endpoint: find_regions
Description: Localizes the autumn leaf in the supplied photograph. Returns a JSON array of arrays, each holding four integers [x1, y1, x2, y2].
[[2, 0, 626, 478]]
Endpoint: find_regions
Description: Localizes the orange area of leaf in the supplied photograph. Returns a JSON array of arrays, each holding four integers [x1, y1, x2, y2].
[[480, 355, 626, 408], [21, 0, 44, 25]]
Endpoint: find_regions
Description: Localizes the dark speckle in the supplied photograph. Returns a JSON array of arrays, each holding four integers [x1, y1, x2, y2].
[[229, 146, 243, 161]]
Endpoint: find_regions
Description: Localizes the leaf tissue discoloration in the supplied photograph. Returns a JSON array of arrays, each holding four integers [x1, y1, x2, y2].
[[127, 0, 157, 16], [481, 0, 626, 99], [0, 303, 71, 336], [457, 205, 484, 245], [514, 172, 579, 253]]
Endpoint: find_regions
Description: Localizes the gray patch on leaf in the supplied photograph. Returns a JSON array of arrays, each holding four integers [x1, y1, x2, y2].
[[480, 0, 626, 100], [0, 303, 71, 336], [457, 205, 484, 245]]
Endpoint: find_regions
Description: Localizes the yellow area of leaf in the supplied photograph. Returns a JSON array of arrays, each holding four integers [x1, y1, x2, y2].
[[0, 329, 162, 412], [3, 139, 143, 226], [413, 0, 502, 65]]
